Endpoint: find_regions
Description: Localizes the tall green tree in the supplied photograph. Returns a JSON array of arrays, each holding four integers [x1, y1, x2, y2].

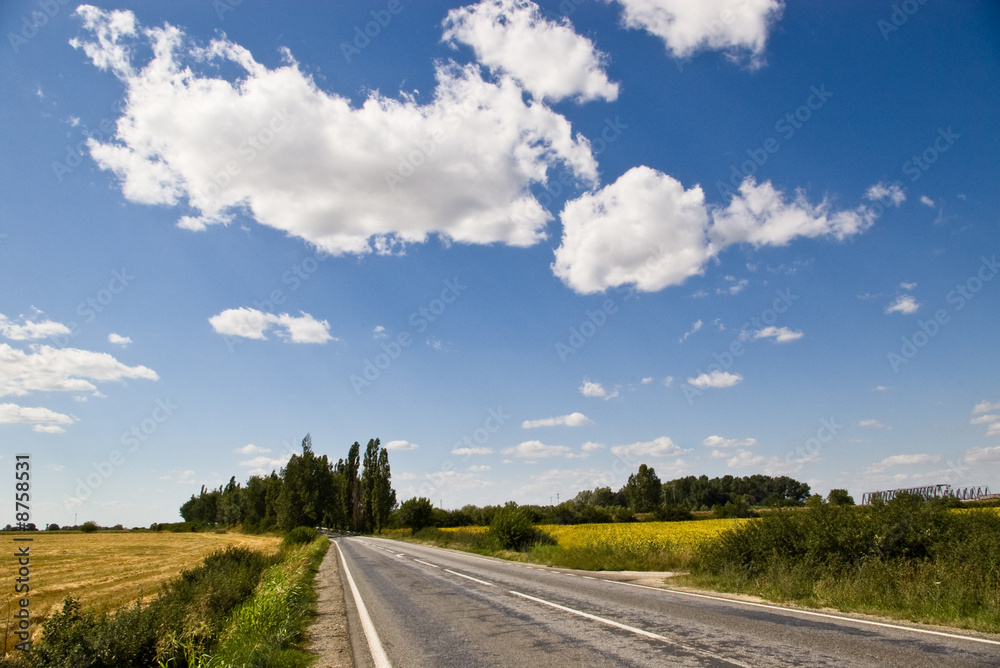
[[277, 434, 335, 530], [344, 442, 361, 531], [360, 438, 380, 533], [373, 447, 396, 533], [624, 464, 662, 513]]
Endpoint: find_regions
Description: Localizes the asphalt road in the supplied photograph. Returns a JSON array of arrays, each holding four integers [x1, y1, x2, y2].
[[331, 536, 1000, 667]]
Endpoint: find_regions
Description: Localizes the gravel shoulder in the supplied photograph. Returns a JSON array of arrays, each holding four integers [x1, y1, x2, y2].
[[304, 540, 354, 668]]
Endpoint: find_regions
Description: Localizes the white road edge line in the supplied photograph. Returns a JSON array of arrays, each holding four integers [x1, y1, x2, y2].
[[334, 540, 393, 668], [445, 568, 495, 587], [413, 559, 440, 569], [508, 590, 750, 668], [606, 580, 1000, 647]]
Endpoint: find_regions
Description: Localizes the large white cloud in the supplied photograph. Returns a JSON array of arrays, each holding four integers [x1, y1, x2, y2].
[[609, 0, 784, 66], [554, 169, 878, 294], [72, 6, 597, 256], [0, 343, 158, 397], [209, 308, 333, 344], [443, 0, 619, 103]]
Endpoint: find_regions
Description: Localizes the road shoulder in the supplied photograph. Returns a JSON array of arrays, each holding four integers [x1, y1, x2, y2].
[[305, 539, 354, 668]]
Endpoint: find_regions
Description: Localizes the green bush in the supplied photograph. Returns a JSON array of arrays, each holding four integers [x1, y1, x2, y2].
[[79, 521, 99, 533], [282, 526, 318, 547], [489, 502, 537, 550]]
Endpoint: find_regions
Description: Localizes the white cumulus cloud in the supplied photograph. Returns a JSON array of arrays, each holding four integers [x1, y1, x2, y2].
[[609, 0, 784, 66], [973, 400, 1000, 414], [610, 435, 688, 457], [209, 308, 334, 343], [385, 440, 419, 451], [522, 412, 593, 428], [502, 440, 571, 458], [108, 333, 132, 347], [0, 313, 72, 341], [579, 380, 619, 399], [687, 370, 742, 388], [451, 446, 493, 456], [443, 0, 619, 103], [864, 453, 940, 474], [702, 435, 757, 448], [744, 326, 803, 343], [72, 6, 597, 256], [553, 169, 878, 294], [235, 444, 270, 455], [885, 295, 919, 315], [0, 343, 157, 398]]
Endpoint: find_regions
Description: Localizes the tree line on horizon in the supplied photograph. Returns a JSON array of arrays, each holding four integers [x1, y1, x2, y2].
[[179, 434, 396, 533], [397, 468, 816, 533]]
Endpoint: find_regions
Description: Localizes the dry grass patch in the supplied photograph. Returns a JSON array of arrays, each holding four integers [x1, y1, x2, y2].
[[1, 531, 280, 652]]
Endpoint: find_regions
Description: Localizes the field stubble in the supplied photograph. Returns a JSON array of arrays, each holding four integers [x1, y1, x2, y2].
[[2, 531, 281, 653]]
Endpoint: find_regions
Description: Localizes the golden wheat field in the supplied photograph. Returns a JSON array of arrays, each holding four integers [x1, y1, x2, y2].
[[1, 531, 281, 653], [439, 518, 748, 549]]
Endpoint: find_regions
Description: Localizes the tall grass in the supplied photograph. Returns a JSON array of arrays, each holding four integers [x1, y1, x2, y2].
[[687, 497, 1000, 632]]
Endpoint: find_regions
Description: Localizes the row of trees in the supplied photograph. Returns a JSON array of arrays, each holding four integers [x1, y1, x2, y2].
[[180, 435, 396, 533], [395, 471, 815, 531]]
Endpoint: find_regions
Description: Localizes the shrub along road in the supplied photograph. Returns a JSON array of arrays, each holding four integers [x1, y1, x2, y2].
[[331, 536, 999, 668]]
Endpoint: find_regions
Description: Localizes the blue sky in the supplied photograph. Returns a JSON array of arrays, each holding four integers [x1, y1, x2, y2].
[[1, 1, 998, 526]]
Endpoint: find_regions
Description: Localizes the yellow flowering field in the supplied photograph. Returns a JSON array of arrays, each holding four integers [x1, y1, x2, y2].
[[537, 519, 749, 550], [440, 519, 748, 549]]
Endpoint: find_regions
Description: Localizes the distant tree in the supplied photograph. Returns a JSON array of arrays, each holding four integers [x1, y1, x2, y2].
[[398, 497, 434, 533], [360, 438, 380, 533], [277, 434, 336, 531], [46, 523, 60, 531], [806, 493, 824, 508], [344, 442, 361, 531], [827, 489, 855, 506], [80, 521, 99, 533], [624, 464, 662, 513]]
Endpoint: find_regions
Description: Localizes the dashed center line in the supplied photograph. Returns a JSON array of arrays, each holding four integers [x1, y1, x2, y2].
[[445, 568, 495, 587]]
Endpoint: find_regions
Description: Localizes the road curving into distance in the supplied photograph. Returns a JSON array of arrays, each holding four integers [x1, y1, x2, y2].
[[331, 535, 1000, 668]]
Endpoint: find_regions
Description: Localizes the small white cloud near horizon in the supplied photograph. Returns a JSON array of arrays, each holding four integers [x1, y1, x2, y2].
[[703, 435, 758, 448], [442, 0, 619, 103], [502, 440, 572, 459], [641, 377, 653, 384], [973, 400, 1000, 414], [885, 295, 919, 315], [899, 281, 917, 290], [235, 444, 271, 455], [687, 370, 742, 388], [610, 436, 689, 458], [385, 440, 419, 451], [581, 441, 605, 452], [372, 325, 387, 339], [209, 307, 334, 344], [864, 453, 940, 474], [966, 445, 1000, 463], [108, 333, 132, 347], [579, 379, 619, 400], [858, 419, 887, 429], [522, 412, 593, 429], [919, 195, 935, 207], [239, 453, 292, 476], [451, 446, 493, 456]]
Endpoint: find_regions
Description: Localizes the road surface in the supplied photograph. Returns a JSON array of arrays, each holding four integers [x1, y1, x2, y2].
[[331, 535, 999, 667]]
